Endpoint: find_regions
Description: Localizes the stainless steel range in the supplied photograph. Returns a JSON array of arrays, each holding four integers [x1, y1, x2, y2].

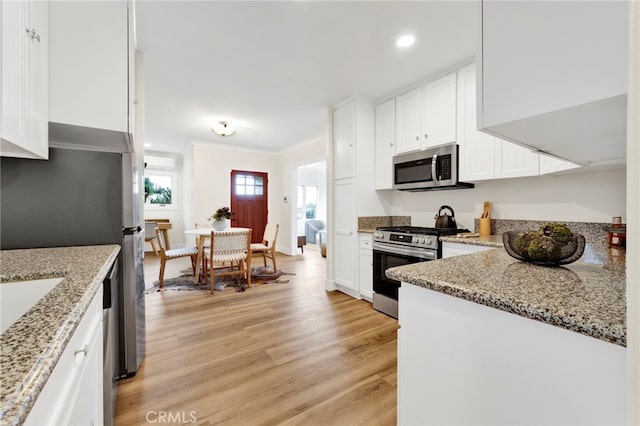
[[372, 226, 467, 318]]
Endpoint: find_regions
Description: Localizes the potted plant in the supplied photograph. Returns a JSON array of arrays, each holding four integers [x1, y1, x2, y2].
[[209, 207, 233, 231]]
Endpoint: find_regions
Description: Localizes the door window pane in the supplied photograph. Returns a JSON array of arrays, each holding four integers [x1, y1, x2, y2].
[[235, 173, 264, 197]]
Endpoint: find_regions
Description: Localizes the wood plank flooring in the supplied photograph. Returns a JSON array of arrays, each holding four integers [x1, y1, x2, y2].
[[115, 250, 398, 425]]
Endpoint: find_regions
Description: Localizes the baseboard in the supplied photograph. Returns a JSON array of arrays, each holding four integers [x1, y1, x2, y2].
[[325, 279, 337, 291], [335, 284, 361, 299]]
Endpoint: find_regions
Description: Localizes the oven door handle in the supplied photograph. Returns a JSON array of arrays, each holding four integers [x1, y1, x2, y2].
[[373, 242, 436, 260]]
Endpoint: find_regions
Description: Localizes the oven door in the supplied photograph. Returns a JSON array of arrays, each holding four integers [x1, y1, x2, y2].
[[372, 242, 436, 317]]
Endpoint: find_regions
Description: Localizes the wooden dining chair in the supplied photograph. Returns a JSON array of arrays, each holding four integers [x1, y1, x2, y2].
[[155, 228, 199, 289], [250, 223, 279, 273], [204, 229, 252, 294]]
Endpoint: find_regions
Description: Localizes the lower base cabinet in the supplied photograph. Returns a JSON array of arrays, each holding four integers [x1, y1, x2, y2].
[[398, 284, 626, 425], [358, 233, 373, 301], [25, 288, 103, 425], [441, 241, 493, 258]]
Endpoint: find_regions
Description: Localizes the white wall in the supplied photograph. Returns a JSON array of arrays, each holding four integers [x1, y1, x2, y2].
[[187, 142, 280, 241], [182, 144, 194, 246], [278, 135, 327, 255], [391, 169, 626, 231]]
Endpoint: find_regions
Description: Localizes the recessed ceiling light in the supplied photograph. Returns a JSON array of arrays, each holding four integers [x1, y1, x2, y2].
[[144, 143, 151, 148], [396, 34, 415, 48]]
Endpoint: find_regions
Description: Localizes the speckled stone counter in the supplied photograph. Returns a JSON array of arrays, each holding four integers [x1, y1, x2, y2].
[[0, 245, 120, 426], [439, 234, 504, 248], [386, 247, 626, 346], [357, 216, 411, 233]]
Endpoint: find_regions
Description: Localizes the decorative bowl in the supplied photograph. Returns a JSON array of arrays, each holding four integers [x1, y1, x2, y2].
[[502, 230, 586, 266]]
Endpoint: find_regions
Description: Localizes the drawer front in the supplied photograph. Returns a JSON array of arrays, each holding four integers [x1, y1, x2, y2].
[[25, 288, 103, 425]]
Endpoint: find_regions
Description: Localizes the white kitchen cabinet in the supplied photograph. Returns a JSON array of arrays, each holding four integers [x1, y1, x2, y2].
[[441, 241, 493, 259], [421, 72, 457, 148], [374, 99, 395, 190], [395, 88, 422, 154], [478, 0, 627, 165], [358, 233, 373, 301], [457, 63, 495, 182], [333, 101, 356, 180], [395, 73, 457, 154], [398, 284, 626, 425], [331, 98, 382, 298], [539, 153, 579, 175], [494, 138, 539, 179], [48, 0, 135, 149], [458, 63, 541, 181], [1, 0, 48, 160], [333, 179, 357, 295], [25, 287, 103, 425]]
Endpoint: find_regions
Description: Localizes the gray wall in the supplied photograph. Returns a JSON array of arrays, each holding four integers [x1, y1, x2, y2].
[[1, 148, 123, 249]]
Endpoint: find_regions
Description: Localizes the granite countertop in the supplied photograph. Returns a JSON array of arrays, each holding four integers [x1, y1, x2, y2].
[[439, 234, 504, 248], [0, 245, 121, 425], [387, 245, 626, 346]]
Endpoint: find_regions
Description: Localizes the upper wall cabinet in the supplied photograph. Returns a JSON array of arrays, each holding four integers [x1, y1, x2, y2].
[[458, 62, 574, 181], [375, 98, 396, 190], [48, 0, 135, 152], [333, 101, 356, 180], [478, 0, 627, 166], [395, 72, 457, 154], [1, 0, 49, 160], [395, 88, 422, 154], [421, 72, 457, 149]]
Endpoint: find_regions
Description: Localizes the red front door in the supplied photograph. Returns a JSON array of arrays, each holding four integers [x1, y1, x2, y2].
[[230, 170, 268, 243]]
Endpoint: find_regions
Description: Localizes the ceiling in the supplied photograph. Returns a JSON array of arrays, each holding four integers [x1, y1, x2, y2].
[[135, 1, 476, 154]]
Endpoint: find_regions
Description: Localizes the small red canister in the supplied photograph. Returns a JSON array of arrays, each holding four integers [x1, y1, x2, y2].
[[606, 221, 626, 248]]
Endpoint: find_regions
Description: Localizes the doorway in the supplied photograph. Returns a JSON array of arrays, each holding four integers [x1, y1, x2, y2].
[[230, 170, 268, 243], [296, 161, 327, 254]]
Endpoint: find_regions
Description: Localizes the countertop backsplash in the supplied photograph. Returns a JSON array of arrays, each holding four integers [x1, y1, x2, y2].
[[358, 216, 411, 232], [474, 219, 612, 250]]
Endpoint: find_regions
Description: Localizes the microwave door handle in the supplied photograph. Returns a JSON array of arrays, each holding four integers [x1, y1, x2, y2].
[[431, 154, 438, 183]]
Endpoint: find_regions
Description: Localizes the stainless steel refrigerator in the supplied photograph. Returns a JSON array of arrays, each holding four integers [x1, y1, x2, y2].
[[0, 147, 146, 377]]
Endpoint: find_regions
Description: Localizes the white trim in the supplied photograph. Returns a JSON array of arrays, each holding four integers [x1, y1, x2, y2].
[[49, 141, 123, 153], [190, 139, 279, 155], [279, 134, 325, 154], [626, 0, 640, 422]]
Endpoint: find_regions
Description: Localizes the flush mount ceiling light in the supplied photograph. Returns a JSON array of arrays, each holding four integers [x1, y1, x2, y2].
[[396, 34, 415, 48], [211, 121, 236, 137]]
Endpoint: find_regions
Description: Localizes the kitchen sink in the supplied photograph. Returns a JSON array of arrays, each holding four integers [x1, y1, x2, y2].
[[0, 278, 63, 333]]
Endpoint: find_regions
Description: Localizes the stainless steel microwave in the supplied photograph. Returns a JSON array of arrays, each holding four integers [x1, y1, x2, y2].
[[392, 143, 474, 191]]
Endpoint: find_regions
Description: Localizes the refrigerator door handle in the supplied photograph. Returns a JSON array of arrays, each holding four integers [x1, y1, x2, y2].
[[123, 226, 142, 235]]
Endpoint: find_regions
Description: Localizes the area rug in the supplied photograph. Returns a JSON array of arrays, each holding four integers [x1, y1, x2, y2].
[[145, 266, 295, 294]]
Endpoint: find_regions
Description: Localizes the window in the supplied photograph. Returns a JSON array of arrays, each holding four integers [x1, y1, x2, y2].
[[297, 185, 318, 220], [144, 172, 177, 209], [235, 174, 264, 196]]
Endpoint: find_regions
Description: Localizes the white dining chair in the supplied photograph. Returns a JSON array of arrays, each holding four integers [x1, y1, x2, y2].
[[204, 229, 252, 294]]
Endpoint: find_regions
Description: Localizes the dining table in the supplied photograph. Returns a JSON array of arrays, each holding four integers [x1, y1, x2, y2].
[[184, 227, 252, 284]]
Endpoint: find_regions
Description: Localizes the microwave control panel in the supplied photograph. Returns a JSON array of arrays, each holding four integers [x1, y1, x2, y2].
[[438, 154, 452, 180]]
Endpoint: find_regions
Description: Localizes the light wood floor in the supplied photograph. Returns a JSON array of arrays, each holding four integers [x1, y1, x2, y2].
[[115, 250, 398, 425]]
